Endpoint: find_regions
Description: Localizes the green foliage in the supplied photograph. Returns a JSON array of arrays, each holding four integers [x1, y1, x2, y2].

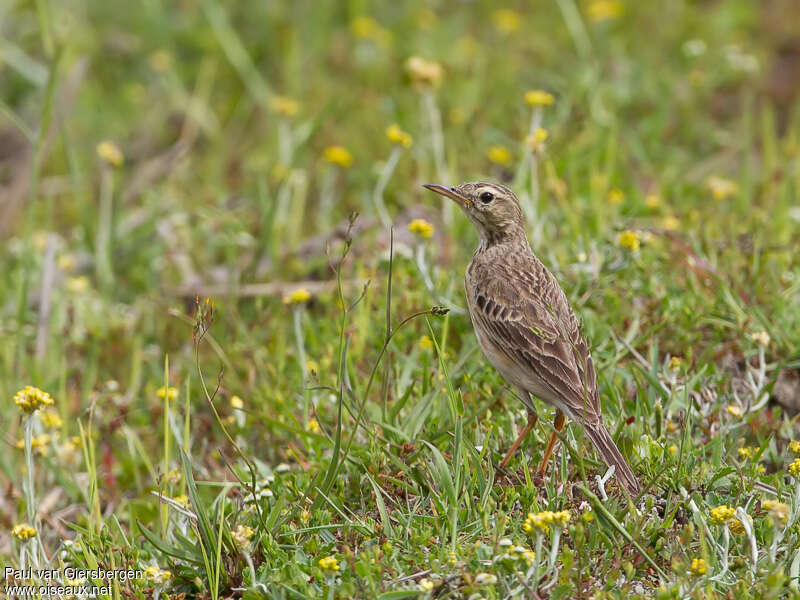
[[1, 0, 799, 598]]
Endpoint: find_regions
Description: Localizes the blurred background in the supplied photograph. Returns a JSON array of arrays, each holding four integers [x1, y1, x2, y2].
[[1, 0, 799, 593]]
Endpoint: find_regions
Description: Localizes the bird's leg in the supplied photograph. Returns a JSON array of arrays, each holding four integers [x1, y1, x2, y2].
[[497, 411, 538, 471], [537, 410, 566, 478]]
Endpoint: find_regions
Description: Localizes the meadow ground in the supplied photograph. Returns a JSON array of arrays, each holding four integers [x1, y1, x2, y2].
[[2, 1, 800, 598]]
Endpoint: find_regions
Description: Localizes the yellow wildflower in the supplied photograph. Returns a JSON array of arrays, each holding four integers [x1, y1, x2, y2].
[[645, 194, 661, 209], [66, 276, 90, 293], [486, 145, 513, 166], [306, 360, 319, 374], [58, 254, 76, 272], [405, 56, 444, 88], [492, 9, 522, 33], [232, 524, 255, 549], [172, 494, 188, 506], [96, 141, 124, 167], [706, 176, 738, 200], [231, 395, 244, 410], [727, 404, 743, 418], [11, 524, 37, 541], [13, 386, 55, 413], [300, 509, 311, 523], [324, 146, 353, 168], [524, 90, 555, 106], [749, 330, 770, 347], [525, 128, 549, 152], [762, 499, 789, 524], [661, 216, 680, 231], [738, 446, 757, 460], [270, 96, 299, 117], [618, 230, 640, 251], [40, 409, 62, 429], [408, 219, 435, 240], [351, 16, 379, 38], [523, 510, 569, 533], [789, 440, 800, 455], [283, 288, 312, 305], [709, 505, 735, 525], [689, 557, 707, 576], [668, 356, 683, 371], [789, 458, 800, 477], [587, 0, 624, 21], [156, 386, 179, 401], [16, 434, 51, 456], [607, 188, 625, 205], [143, 566, 171, 584], [307, 419, 321, 434], [419, 578, 435, 591], [386, 124, 413, 148], [319, 555, 340, 573], [729, 513, 752, 536], [419, 335, 434, 350]]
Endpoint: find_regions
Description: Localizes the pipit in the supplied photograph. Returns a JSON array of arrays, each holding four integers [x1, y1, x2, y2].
[[423, 181, 640, 495]]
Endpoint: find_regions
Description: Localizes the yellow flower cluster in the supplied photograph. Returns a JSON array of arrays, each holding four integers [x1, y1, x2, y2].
[[668, 356, 683, 371], [709, 505, 735, 525], [270, 96, 299, 117], [405, 56, 443, 88], [689, 557, 707, 576], [283, 288, 312, 305], [607, 188, 625, 205], [40, 409, 63, 429], [157, 386, 179, 401], [232, 524, 255, 549], [386, 124, 412, 148], [738, 446, 757, 460], [307, 419, 321, 434], [617, 230, 640, 251], [491, 9, 522, 33], [788, 458, 800, 477], [324, 145, 353, 168], [789, 440, 800, 455], [525, 128, 549, 152], [143, 566, 172, 584], [706, 176, 738, 200], [11, 524, 37, 541], [96, 141, 124, 167], [16, 434, 51, 456], [408, 219, 435, 240], [14, 386, 54, 413], [486, 145, 512, 166], [727, 404, 743, 418], [350, 16, 390, 44], [728, 513, 751, 536], [522, 510, 570, 533], [762, 500, 789, 524], [318, 555, 340, 573], [523, 90, 554, 106], [419, 335, 434, 350]]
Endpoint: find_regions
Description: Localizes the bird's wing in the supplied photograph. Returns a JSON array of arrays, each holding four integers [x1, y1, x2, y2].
[[469, 260, 600, 424]]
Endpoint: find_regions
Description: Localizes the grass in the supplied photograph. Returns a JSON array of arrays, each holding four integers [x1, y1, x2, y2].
[[1, 0, 800, 598]]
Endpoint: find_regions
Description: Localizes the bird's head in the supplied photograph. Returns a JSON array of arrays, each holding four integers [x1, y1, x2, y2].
[[423, 181, 525, 242]]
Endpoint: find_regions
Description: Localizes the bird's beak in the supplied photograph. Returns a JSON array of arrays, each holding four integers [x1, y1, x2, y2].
[[422, 183, 473, 208]]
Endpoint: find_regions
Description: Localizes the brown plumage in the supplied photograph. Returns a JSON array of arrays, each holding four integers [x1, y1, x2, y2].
[[424, 181, 640, 495]]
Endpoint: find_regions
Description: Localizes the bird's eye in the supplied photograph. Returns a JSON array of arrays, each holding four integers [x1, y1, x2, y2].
[[479, 191, 494, 203]]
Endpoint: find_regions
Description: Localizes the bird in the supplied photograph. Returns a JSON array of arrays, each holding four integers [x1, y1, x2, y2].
[[423, 181, 640, 495]]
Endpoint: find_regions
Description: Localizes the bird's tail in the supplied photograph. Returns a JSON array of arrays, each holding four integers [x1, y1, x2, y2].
[[583, 424, 640, 496]]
